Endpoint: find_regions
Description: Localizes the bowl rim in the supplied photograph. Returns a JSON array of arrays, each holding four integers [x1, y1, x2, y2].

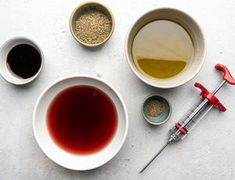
[[33, 75, 128, 170], [0, 36, 44, 85], [69, 1, 115, 47], [125, 7, 206, 88]]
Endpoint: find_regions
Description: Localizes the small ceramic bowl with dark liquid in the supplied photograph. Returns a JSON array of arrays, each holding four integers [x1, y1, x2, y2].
[[0, 37, 43, 85]]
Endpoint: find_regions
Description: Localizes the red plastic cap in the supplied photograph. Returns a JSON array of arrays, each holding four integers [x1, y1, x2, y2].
[[215, 64, 235, 85]]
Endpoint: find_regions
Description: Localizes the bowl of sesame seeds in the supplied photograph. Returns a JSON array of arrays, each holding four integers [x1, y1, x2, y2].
[[69, 2, 115, 47]]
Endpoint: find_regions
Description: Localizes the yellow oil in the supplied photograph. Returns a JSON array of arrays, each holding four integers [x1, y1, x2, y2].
[[132, 20, 194, 79], [137, 58, 186, 79]]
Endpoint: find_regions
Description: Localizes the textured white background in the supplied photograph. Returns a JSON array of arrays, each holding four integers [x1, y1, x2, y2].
[[0, 0, 235, 179]]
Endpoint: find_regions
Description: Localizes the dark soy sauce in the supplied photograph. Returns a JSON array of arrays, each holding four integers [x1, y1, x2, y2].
[[47, 85, 118, 155], [7, 44, 41, 79]]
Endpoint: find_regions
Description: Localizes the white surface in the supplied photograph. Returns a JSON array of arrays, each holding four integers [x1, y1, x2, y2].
[[33, 76, 128, 170], [0, 0, 235, 179]]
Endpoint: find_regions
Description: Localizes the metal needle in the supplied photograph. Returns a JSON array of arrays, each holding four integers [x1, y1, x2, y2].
[[139, 141, 170, 173]]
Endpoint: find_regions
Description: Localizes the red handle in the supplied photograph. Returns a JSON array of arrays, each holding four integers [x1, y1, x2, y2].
[[215, 64, 235, 85], [194, 82, 226, 112]]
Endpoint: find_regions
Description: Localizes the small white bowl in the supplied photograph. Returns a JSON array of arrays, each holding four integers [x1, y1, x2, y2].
[[0, 37, 44, 85], [125, 8, 206, 88], [33, 76, 128, 170]]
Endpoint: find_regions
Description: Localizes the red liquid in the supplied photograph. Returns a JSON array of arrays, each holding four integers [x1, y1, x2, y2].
[[47, 85, 118, 155]]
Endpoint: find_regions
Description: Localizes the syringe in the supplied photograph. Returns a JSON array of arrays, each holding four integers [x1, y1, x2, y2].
[[140, 64, 235, 173]]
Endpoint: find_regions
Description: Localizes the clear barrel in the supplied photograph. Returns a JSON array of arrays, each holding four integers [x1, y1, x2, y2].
[[169, 80, 226, 143], [169, 100, 213, 142]]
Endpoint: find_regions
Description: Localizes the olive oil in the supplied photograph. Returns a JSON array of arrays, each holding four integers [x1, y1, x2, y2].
[[132, 20, 194, 79], [138, 58, 186, 79]]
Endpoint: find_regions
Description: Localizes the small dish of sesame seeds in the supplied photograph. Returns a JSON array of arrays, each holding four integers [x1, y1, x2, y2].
[[70, 2, 115, 47]]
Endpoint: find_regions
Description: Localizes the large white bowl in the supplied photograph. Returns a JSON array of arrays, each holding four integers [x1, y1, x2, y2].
[[33, 76, 128, 170], [125, 8, 206, 88]]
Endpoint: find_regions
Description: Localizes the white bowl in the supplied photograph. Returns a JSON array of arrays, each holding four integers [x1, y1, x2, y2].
[[0, 37, 44, 85], [125, 8, 206, 88], [33, 76, 128, 170]]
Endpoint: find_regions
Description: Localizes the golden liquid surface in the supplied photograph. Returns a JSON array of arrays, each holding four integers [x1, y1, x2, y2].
[[132, 20, 194, 79], [138, 58, 186, 79]]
